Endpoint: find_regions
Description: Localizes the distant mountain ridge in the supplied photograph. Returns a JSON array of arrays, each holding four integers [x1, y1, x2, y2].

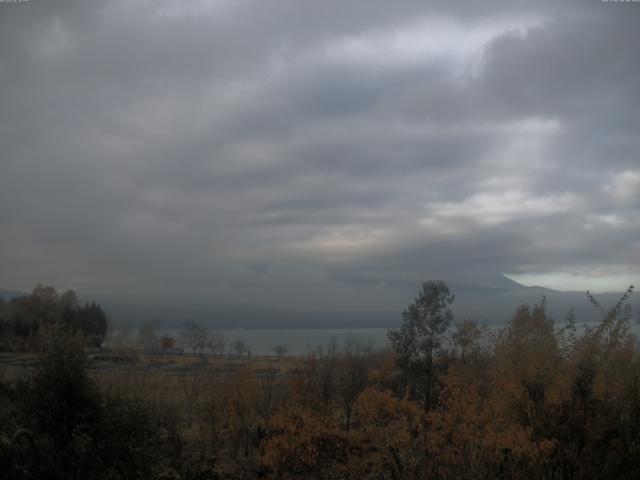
[[0, 289, 28, 301], [101, 280, 637, 329], [1, 279, 637, 329]]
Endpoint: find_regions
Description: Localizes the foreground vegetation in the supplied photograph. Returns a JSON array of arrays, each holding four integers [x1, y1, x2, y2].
[[1, 282, 639, 479]]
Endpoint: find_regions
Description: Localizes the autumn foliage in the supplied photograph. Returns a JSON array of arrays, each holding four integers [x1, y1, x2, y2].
[[2, 284, 639, 479], [260, 287, 640, 479]]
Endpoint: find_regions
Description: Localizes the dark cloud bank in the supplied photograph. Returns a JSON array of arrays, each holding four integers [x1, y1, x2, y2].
[[1, 1, 639, 327]]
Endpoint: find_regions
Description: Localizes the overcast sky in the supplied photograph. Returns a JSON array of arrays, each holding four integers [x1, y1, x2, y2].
[[1, 0, 639, 313]]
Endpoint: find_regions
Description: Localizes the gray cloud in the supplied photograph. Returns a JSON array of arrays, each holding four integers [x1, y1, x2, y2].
[[1, 0, 639, 319]]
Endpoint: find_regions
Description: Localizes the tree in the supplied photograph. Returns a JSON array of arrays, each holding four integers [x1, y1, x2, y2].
[[271, 344, 288, 360], [59, 289, 80, 332], [308, 342, 339, 415], [262, 406, 346, 477], [3, 286, 108, 349], [181, 321, 209, 355], [338, 341, 369, 432], [349, 387, 427, 479], [76, 302, 108, 347], [388, 280, 455, 411], [210, 331, 226, 356], [0, 297, 9, 342], [10, 285, 61, 342], [451, 319, 483, 362], [25, 333, 101, 449], [11, 332, 183, 478], [137, 321, 159, 352], [159, 335, 176, 349], [108, 322, 134, 355], [232, 339, 249, 358]]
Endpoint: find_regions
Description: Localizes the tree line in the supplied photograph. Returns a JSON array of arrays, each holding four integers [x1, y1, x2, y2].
[[0, 285, 107, 350], [1, 280, 639, 479]]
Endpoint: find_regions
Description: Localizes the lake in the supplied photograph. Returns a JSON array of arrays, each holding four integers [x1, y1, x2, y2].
[[149, 321, 639, 356], [159, 328, 390, 356]]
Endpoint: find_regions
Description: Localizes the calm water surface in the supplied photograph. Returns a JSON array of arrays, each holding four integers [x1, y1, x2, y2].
[[161, 328, 388, 356], [154, 322, 640, 356]]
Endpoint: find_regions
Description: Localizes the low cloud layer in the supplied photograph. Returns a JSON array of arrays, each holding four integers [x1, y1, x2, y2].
[[1, 1, 639, 315]]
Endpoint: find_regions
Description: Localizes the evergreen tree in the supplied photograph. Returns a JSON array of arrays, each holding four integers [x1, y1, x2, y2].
[[388, 280, 454, 410]]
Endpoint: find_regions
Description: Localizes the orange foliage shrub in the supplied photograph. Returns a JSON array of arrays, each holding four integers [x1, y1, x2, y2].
[[259, 290, 640, 479], [348, 387, 427, 479], [261, 406, 346, 478], [159, 335, 176, 349]]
